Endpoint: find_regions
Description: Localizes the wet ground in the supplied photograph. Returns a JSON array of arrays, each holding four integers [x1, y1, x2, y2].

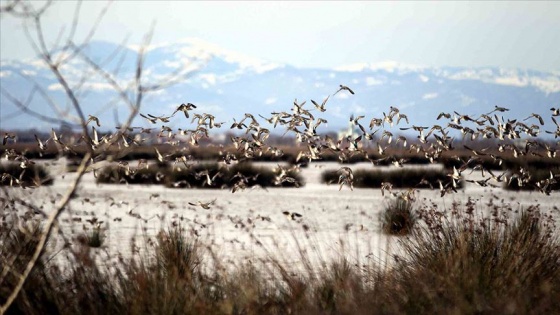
[[3, 158, 559, 270]]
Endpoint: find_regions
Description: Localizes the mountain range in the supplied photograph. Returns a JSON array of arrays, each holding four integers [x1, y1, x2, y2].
[[1, 38, 559, 134]]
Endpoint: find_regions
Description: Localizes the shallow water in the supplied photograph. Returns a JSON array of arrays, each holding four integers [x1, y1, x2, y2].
[[3, 159, 559, 269]]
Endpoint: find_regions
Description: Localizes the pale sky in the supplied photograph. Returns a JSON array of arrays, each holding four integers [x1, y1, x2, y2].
[[1, 1, 559, 71]]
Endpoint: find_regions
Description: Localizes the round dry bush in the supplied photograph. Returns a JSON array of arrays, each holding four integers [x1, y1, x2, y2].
[[380, 197, 416, 235]]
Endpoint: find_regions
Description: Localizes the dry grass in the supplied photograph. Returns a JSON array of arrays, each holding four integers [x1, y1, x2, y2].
[[380, 197, 417, 235], [390, 201, 560, 314], [1, 201, 559, 314], [76, 228, 105, 248]]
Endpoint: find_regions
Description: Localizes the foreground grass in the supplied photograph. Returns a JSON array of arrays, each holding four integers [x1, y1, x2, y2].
[[392, 202, 560, 314], [1, 202, 559, 314]]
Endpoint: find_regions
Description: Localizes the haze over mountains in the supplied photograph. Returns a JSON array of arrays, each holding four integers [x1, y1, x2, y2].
[[1, 38, 559, 133]]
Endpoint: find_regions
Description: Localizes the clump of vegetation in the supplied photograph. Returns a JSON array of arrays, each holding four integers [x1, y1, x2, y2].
[[0, 162, 54, 187], [165, 162, 229, 188], [380, 197, 416, 235], [95, 161, 304, 188], [504, 167, 560, 192], [154, 227, 201, 278], [115, 226, 219, 314], [95, 163, 168, 184], [388, 203, 560, 314], [321, 167, 461, 189], [77, 228, 105, 248], [164, 162, 304, 188], [227, 162, 303, 188]]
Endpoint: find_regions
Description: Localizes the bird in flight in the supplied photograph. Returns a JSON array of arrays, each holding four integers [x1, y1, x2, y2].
[[86, 115, 101, 127], [172, 103, 197, 118], [3, 133, 16, 145], [311, 95, 330, 112], [334, 84, 355, 95], [34, 134, 49, 151], [524, 113, 544, 125]]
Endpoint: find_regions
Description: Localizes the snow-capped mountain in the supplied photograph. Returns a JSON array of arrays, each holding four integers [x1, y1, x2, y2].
[[1, 38, 559, 133]]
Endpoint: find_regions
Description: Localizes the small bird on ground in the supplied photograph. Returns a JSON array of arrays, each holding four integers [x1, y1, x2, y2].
[[282, 211, 303, 221], [188, 199, 217, 210]]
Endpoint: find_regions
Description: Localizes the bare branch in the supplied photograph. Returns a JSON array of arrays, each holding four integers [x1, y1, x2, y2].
[[56, 1, 113, 66], [15, 70, 75, 120], [50, 24, 67, 54], [110, 34, 131, 76], [0, 4, 191, 310], [0, 0, 18, 13], [34, 15, 52, 61], [50, 0, 82, 65], [67, 0, 82, 46], [69, 42, 135, 110], [133, 23, 154, 110], [0, 86, 75, 126], [0, 0, 51, 17], [31, 0, 53, 17]]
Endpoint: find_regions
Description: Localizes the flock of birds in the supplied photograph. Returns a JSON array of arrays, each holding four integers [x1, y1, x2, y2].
[[2, 84, 560, 258], [2, 84, 560, 205]]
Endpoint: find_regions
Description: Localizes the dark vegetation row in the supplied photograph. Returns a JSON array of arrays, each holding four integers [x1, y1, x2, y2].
[[321, 167, 560, 192], [4, 143, 560, 170], [504, 167, 560, 191], [2, 204, 559, 314], [321, 168, 465, 190], [96, 162, 304, 188], [1, 159, 556, 192], [0, 163, 53, 187]]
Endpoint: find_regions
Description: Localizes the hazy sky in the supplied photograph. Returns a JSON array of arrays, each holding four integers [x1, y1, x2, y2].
[[1, 1, 559, 71]]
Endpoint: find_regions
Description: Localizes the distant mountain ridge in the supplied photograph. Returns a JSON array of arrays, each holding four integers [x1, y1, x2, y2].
[[1, 38, 559, 132]]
